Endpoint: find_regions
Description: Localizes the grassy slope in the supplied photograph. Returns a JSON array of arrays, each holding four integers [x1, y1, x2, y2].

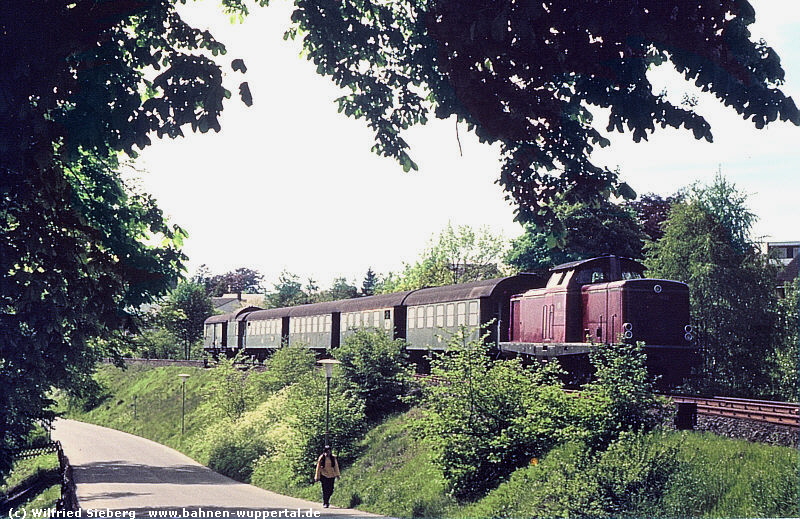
[[65, 364, 799, 518], [1, 454, 61, 512]]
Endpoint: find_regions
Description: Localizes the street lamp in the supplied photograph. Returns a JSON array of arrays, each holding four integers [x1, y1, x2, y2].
[[178, 373, 190, 436], [317, 359, 340, 447]]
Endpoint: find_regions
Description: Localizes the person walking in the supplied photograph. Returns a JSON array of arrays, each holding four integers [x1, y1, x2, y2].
[[314, 445, 340, 508]]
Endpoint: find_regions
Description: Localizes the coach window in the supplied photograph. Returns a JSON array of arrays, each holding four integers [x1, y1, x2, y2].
[[457, 302, 466, 325], [426, 306, 434, 328], [468, 301, 479, 326], [325, 315, 331, 332], [446, 304, 455, 327], [373, 311, 380, 327], [408, 308, 416, 329], [436, 305, 445, 327], [417, 307, 425, 328]]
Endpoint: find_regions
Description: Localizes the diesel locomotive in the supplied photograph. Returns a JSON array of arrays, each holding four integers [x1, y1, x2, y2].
[[204, 255, 694, 385]]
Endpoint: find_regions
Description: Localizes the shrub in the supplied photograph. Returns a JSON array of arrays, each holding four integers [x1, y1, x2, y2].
[[580, 342, 671, 451], [335, 329, 414, 420], [419, 330, 576, 500], [208, 354, 250, 421], [465, 432, 680, 518], [251, 345, 317, 396]]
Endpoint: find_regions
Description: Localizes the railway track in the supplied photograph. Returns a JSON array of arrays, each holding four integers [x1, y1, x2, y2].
[[669, 395, 799, 428]]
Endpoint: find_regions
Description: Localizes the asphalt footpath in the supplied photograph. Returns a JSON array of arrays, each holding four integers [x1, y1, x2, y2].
[[51, 420, 382, 519]]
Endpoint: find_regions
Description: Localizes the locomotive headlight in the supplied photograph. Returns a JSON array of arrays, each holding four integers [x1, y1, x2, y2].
[[624, 331, 633, 339], [653, 285, 662, 294], [684, 333, 693, 342], [623, 322, 633, 331], [684, 325, 693, 333]]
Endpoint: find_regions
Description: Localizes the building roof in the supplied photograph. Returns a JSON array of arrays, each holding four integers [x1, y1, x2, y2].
[[211, 297, 239, 309]]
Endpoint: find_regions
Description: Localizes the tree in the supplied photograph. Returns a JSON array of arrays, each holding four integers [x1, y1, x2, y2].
[[768, 279, 798, 400], [321, 277, 360, 301], [381, 223, 507, 292], [624, 193, 685, 243], [0, 0, 251, 478], [645, 177, 778, 395], [506, 198, 645, 276], [360, 267, 378, 297], [304, 278, 321, 303], [264, 270, 308, 308], [203, 268, 265, 297], [157, 281, 215, 360], [281, 0, 798, 226]]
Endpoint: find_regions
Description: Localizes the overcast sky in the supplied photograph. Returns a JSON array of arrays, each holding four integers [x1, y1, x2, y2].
[[133, 0, 800, 290]]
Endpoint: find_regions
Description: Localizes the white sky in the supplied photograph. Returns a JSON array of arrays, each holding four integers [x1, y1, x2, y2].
[[134, 0, 800, 290]]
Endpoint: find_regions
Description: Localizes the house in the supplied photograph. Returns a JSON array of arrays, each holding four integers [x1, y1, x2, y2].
[[212, 293, 265, 313], [767, 241, 800, 297]]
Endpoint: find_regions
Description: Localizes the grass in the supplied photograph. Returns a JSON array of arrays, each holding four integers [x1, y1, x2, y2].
[[62, 363, 223, 461], [250, 409, 457, 517], [1, 454, 61, 512], [64, 363, 800, 518], [660, 431, 799, 517]]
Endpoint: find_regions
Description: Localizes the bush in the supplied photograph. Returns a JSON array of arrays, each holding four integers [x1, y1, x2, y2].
[[335, 329, 414, 420], [465, 432, 679, 518], [419, 333, 667, 500], [419, 330, 577, 500], [579, 342, 671, 451], [251, 345, 317, 396], [208, 354, 250, 421]]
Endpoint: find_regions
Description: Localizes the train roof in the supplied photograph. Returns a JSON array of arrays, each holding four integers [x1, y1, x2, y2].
[[204, 306, 261, 324], [403, 274, 540, 306], [209, 275, 541, 323], [244, 307, 291, 321], [551, 255, 644, 272], [333, 291, 415, 312]]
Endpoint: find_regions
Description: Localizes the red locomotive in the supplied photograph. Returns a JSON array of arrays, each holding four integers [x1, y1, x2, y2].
[[500, 255, 693, 386]]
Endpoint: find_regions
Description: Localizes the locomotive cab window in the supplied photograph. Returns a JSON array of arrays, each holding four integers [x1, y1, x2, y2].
[[574, 267, 608, 285]]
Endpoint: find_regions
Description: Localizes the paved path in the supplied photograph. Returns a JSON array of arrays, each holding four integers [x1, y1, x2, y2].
[[52, 420, 380, 518]]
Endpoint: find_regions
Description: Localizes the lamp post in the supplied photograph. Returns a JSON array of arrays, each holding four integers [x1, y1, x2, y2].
[[317, 359, 340, 447], [178, 373, 190, 436]]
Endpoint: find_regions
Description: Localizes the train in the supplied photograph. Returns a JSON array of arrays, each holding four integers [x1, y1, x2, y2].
[[204, 255, 694, 386]]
